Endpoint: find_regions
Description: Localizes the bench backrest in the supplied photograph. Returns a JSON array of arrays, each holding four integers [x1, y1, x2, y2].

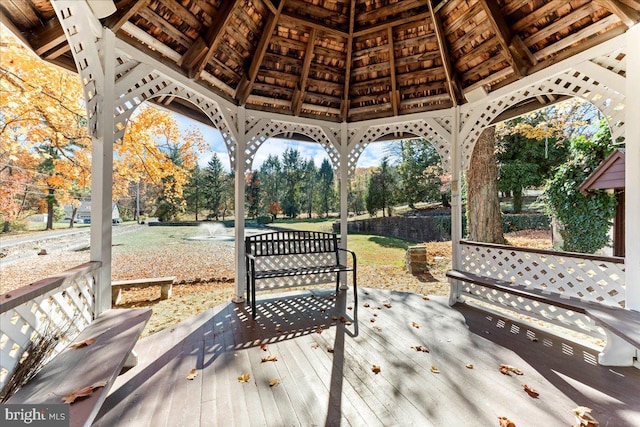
[[246, 230, 339, 257]]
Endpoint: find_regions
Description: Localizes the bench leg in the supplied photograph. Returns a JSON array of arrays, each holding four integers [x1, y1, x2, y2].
[[598, 330, 638, 366], [161, 283, 172, 300], [123, 349, 139, 368], [112, 287, 123, 306], [448, 278, 461, 307]]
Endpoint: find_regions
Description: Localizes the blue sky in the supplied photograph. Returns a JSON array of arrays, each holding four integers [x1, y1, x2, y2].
[[177, 114, 393, 171]]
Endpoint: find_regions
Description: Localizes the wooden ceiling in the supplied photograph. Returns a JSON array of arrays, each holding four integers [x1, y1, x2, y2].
[[2, 0, 639, 123]]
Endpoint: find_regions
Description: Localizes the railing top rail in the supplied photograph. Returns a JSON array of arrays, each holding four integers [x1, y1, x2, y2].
[[459, 240, 624, 265], [0, 261, 101, 314]]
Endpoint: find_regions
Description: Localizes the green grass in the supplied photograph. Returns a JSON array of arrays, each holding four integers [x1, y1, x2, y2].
[[270, 217, 336, 232], [111, 225, 213, 250], [346, 234, 411, 267]]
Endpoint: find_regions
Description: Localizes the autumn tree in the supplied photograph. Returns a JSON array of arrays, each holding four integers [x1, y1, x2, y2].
[[1, 29, 91, 230]]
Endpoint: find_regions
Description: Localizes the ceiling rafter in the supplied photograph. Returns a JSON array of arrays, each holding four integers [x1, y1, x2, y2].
[[353, 11, 432, 37], [179, 0, 241, 79], [291, 27, 317, 116], [428, 0, 462, 106], [478, 0, 534, 78], [280, 11, 349, 38], [106, 0, 150, 33], [236, 1, 285, 105], [593, 0, 640, 27], [388, 27, 399, 116], [341, 0, 356, 121], [29, 17, 66, 56]]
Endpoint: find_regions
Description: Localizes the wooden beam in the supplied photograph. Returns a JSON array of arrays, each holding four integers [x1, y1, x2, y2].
[[353, 11, 432, 37], [291, 28, 317, 116], [236, 2, 285, 104], [428, 0, 462, 106], [179, 0, 240, 79], [280, 11, 349, 38], [594, 0, 640, 27], [263, 0, 277, 15], [478, 0, 531, 77], [105, 0, 150, 33], [30, 18, 66, 56], [388, 27, 399, 116], [340, 0, 355, 121]]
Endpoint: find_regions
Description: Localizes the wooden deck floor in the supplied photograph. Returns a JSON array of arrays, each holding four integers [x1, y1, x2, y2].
[[95, 288, 640, 427]]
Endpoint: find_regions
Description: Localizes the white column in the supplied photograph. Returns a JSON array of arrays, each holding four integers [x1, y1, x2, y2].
[[449, 106, 462, 306], [339, 122, 349, 288], [91, 29, 115, 315], [625, 24, 640, 311], [233, 106, 247, 303]]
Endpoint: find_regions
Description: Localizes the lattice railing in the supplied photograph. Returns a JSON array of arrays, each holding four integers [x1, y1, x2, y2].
[[457, 241, 625, 337], [0, 262, 99, 392]]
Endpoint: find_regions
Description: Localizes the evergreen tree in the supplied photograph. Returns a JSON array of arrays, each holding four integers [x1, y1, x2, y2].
[[246, 170, 261, 219], [204, 154, 225, 220], [281, 148, 304, 218], [366, 157, 398, 217], [184, 164, 205, 220], [301, 159, 318, 218], [317, 158, 335, 217], [397, 139, 443, 208], [259, 154, 282, 219]]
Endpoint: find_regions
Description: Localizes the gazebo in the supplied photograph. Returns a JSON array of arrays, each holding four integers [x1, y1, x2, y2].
[[1, 1, 639, 425]]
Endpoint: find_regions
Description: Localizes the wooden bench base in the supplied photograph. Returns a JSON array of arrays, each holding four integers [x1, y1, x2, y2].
[[6, 308, 151, 427], [447, 270, 640, 367], [112, 277, 175, 305]]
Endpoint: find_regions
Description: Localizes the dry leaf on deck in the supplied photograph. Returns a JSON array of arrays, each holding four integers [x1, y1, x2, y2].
[[465, 364, 473, 369], [383, 302, 392, 308], [372, 365, 381, 374], [364, 303, 370, 308], [186, 368, 198, 380], [238, 373, 251, 383], [339, 316, 346, 323], [370, 318, 376, 323], [411, 345, 429, 353], [260, 344, 268, 351], [327, 346, 334, 353], [430, 365, 440, 374], [411, 322, 420, 329], [499, 364, 523, 376], [62, 380, 107, 404], [522, 384, 539, 398], [261, 355, 278, 363], [269, 378, 280, 387], [498, 416, 516, 427], [311, 343, 319, 349], [252, 339, 261, 346], [573, 406, 599, 426], [316, 328, 323, 334], [332, 316, 338, 321], [275, 327, 282, 332], [422, 296, 430, 301], [373, 326, 382, 332], [347, 306, 353, 310], [69, 338, 96, 349]]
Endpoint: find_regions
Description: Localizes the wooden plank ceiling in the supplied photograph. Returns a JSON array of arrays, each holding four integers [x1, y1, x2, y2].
[[2, 0, 639, 123]]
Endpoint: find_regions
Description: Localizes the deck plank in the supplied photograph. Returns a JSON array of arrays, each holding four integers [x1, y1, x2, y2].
[[96, 288, 640, 427]]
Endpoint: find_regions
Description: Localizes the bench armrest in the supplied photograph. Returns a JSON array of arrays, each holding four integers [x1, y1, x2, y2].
[[337, 247, 357, 267], [246, 253, 256, 260]]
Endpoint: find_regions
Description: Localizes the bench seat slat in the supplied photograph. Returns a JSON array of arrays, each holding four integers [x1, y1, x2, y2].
[[7, 308, 151, 427], [254, 264, 353, 279]]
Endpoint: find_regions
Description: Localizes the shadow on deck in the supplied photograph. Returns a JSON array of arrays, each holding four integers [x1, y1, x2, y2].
[[95, 288, 640, 427]]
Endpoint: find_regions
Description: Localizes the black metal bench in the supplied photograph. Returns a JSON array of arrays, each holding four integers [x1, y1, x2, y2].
[[447, 270, 640, 366], [245, 230, 357, 318], [5, 308, 151, 427]]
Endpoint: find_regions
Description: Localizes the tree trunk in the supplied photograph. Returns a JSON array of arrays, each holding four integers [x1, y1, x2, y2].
[[467, 126, 504, 244], [513, 189, 523, 213], [46, 188, 55, 230]]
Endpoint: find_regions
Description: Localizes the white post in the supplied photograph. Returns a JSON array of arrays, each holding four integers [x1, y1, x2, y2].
[[339, 122, 349, 289], [233, 106, 247, 303], [625, 24, 640, 311], [449, 106, 462, 306], [91, 28, 115, 315]]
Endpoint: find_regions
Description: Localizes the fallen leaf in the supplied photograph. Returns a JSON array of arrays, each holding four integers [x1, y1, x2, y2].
[[260, 344, 268, 351], [345, 321, 353, 326], [373, 326, 382, 332], [373, 313, 378, 317], [347, 306, 353, 310], [372, 365, 381, 374], [339, 316, 346, 323], [573, 406, 599, 426], [430, 365, 440, 374], [238, 373, 251, 383], [69, 338, 96, 349], [316, 328, 323, 334], [523, 384, 539, 398], [499, 364, 523, 376], [186, 368, 198, 380], [311, 343, 319, 349], [62, 380, 107, 404], [269, 378, 280, 387], [527, 336, 538, 342], [411, 322, 420, 329], [332, 316, 338, 321], [327, 346, 334, 353], [252, 339, 261, 346], [465, 364, 473, 369], [498, 416, 516, 427], [275, 327, 282, 333], [383, 302, 392, 308], [364, 303, 370, 308], [261, 355, 278, 363], [411, 345, 430, 353], [370, 318, 376, 323], [422, 295, 430, 301]]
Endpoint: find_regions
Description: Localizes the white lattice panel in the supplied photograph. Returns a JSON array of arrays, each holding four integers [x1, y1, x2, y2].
[[459, 60, 627, 171], [591, 50, 626, 77], [0, 264, 97, 391], [253, 253, 338, 290], [244, 120, 341, 173], [347, 119, 452, 175]]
